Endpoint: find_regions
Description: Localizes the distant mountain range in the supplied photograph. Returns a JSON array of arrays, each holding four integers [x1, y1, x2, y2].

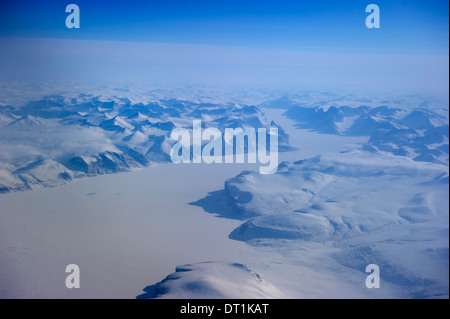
[[0, 95, 290, 193], [268, 97, 448, 165]]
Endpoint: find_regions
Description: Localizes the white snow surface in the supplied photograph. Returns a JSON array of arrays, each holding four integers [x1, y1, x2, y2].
[[0, 89, 448, 299]]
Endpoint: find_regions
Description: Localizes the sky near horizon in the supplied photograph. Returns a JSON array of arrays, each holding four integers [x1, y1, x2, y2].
[[0, 0, 448, 95]]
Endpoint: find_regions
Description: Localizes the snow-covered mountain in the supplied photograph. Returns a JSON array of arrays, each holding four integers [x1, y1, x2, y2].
[[275, 99, 449, 165], [137, 262, 285, 299], [191, 150, 449, 298], [1, 89, 448, 298], [0, 95, 290, 193]]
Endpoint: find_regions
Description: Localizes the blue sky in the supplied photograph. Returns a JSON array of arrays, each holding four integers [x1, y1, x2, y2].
[[0, 1, 448, 95], [1, 0, 448, 52]]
